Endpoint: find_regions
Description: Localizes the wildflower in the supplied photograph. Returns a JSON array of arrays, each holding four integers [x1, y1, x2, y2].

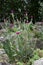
[[31, 16, 33, 18], [10, 23, 14, 28], [11, 10, 14, 13], [16, 31, 21, 35], [25, 20, 29, 23], [11, 10, 14, 19]]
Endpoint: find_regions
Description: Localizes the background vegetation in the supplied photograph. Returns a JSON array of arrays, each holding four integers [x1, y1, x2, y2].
[[0, 0, 43, 22]]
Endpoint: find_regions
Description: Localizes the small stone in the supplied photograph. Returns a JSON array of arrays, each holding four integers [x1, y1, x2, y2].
[[0, 63, 2, 65], [32, 58, 43, 65]]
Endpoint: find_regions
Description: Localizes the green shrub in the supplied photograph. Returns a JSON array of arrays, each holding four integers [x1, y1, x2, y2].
[[2, 21, 43, 64], [2, 22, 36, 63]]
